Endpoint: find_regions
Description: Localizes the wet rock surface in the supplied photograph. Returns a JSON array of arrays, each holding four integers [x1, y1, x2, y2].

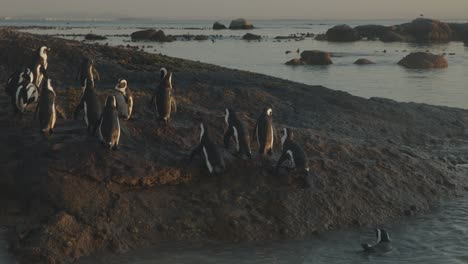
[[0, 28, 468, 263], [229, 18, 254, 30], [242, 33, 261, 41], [398, 52, 448, 69], [326, 24, 361, 42], [130, 29, 174, 42], [354, 58, 375, 65]]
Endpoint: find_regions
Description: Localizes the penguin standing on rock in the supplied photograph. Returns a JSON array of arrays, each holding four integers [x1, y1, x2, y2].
[[74, 78, 102, 134], [276, 128, 310, 176], [253, 107, 274, 156], [35, 69, 56, 138], [32, 46, 51, 89], [188, 123, 225, 175], [150, 67, 176, 126], [361, 228, 393, 253], [95, 96, 121, 150], [77, 58, 100, 89], [112, 79, 134, 120], [224, 108, 252, 159]]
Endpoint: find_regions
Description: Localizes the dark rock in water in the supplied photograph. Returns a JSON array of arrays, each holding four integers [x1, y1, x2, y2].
[[242, 33, 261, 40], [229, 18, 254, 30], [213, 21, 227, 30], [315, 33, 327, 41], [84, 33, 107, 41], [354, 58, 375, 65], [355, 25, 390, 40], [401, 18, 453, 43], [326, 24, 361, 42], [194, 35, 209, 41], [380, 31, 410, 42], [130, 29, 174, 42], [448, 23, 468, 41], [300, 50, 333, 65], [398, 52, 448, 69]]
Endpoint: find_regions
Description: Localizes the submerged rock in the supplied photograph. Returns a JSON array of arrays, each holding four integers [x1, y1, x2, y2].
[[130, 29, 174, 42], [242, 33, 261, 40], [213, 21, 227, 30], [326, 24, 360, 42], [354, 58, 375, 65], [300, 50, 333, 65], [315, 34, 327, 41], [398, 52, 448, 69], [229, 18, 254, 30], [84, 33, 107, 41]]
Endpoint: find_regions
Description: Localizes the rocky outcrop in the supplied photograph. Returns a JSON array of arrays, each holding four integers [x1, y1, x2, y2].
[[399, 18, 453, 43], [354, 58, 375, 65], [130, 29, 174, 42], [398, 52, 448, 69], [1, 29, 468, 263], [326, 24, 360, 42], [213, 21, 227, 30], [354, 25, 390, 40], [229, 18, 254, 30], [315, 34, 327, 41], [285, 50, 333, 66], [242, 33, 261, 40], [84, 33, 107, 41]]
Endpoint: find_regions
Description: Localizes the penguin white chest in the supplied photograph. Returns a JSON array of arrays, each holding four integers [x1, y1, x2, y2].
[[286, 150, 296, 168], [51, 103, 57, 129], [233, 126, 240, 151], [83, 102, 89, 126], [202, 147, 213, 173]]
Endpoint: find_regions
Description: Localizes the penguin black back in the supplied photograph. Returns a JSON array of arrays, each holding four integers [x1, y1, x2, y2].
[[151, 67, 176, 126], [96, 95, 121, 150], [254, 107, 274, 155], [189, 123, 225, 174], [74, 78, 102, 133], [276, 128, 310, 176]]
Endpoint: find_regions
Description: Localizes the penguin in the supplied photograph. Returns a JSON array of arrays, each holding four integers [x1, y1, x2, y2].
[[188, 123, 225, 174], [276, 128, 310, 176], [13, 71, 38, 113], [74, 78, 102, 134], [112, 79, 134, 120], [150, 67, 176, 126], [361, 228, 393, 253], [95, 96, 120, 150], [6, 68, 34, 97], [77, 57, 100, 89], [36, 70, 56, 138], [32, 46, 50, 89], [253, 107, 274, 156], [224, 108, 252, 159]]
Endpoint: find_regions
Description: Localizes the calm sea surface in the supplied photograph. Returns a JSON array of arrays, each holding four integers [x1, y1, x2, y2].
[[1, 19, 468, 263]]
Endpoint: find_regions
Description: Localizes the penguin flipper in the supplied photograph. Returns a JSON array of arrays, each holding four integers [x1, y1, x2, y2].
[[187, 144, 203, 166], [223, 127, 233, 148], [93, 114, 104, 136], [74, 97, 84, 120], [171, 97, 177, 113]]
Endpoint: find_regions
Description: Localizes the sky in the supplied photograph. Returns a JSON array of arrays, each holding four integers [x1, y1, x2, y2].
[[1, 0, 467, 20]]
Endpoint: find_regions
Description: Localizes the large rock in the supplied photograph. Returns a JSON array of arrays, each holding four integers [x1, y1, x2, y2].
[[299, 50, 333, 65], [213, 22, 227, 30], [401, 18, 453, 42], [242, 33, 261, 40], [326, 24, 360, 42], [130, 29, 174, 42], [398, 52, 448, 69], [229, 18, 254, 30], [84, 33, 107, 41]]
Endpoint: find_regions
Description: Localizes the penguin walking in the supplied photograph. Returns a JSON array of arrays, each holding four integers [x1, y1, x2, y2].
[[112, 79, 134, 120], [188, 123, 225, 174], [276, 128, 310, 176], [77, 58, 100, 90], [95, 96, 121, 150], [253, 107, 274, 156], [361, 229, 393, 253], [74, 78, 102, 134], [13, 71, 38, 113], [224, 108, 252, 159], [150, 67, 176, 126], [35, 69, 56, 138]]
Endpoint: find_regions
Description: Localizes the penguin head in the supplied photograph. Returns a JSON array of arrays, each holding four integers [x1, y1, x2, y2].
[[225, 108, 235, 125], [105, 95, 117, 108], [377, 229, 391, 243], [115, 79, 128, 93], [38, 46, 50, 57], [264, 107, 273, 116]]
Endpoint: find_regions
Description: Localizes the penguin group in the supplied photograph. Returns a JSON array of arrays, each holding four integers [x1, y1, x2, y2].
[[5, 45, 310, 181]]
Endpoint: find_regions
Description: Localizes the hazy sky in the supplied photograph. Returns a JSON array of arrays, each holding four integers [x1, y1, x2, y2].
[[1, 0, 467, 20]]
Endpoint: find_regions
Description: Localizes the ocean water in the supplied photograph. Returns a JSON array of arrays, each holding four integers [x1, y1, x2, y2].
[[2, 19, 468, 109]]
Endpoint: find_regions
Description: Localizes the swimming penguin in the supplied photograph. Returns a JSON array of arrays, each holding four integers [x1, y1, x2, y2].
[[224, 108, 252, 159], [253, 107, 274, 156], [35, 70, 56, 138], [77, 57, 100, 89], [112, 79, 134, 120], [276, 128, 310, 176], [188, 123, 225, 174], [32, 46, 51, 89], [95, 96, 121, 150], [361, 228, 393, 253], [74, 78, 102, 134], [13, 71, 38, 113], [150, 67, 176, 126]]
